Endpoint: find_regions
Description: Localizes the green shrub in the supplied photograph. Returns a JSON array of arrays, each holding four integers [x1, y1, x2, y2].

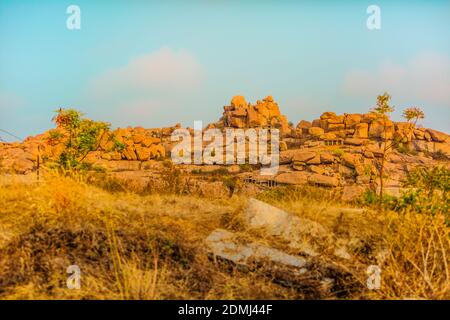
[[430, 150, 448, 161], [222, 176, 239, 197], [112, 140, 126, 152], [51, 108, 111, 170], [333, 148, 344, 157], [364, 166, 449, 222], [239, 163, 253, 172]]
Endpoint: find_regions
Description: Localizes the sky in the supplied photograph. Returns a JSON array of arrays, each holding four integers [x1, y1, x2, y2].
[[0, 0, 449, 141]]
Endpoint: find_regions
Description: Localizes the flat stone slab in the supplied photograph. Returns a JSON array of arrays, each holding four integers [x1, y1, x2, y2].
[[205, 228, 362, 298], [206, 229, 308, 273], [244, 198, 329, 255]]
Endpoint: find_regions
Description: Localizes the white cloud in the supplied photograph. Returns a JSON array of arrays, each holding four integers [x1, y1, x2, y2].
[[85, 47, 206, 126], [342, 52, 450, 106], [90, 47, 206, 96]]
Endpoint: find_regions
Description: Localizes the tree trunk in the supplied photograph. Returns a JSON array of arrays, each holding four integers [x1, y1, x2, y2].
[[379, 156, 384, 208]]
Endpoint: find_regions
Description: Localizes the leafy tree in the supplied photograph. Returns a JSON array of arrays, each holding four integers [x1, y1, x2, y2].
[[51, 108, 111, 169], [372, 92, 395, 115], [396, 166, 449, 223], [402, 107, 425, 125]]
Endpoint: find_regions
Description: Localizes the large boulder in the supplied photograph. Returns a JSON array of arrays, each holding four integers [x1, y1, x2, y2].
[[244, 198, 329, 255], [341, 153, 362, 169], [320, 112, 337, 120], [311, 119, 321, 128], [320, 153, 335, 164], [292, 150, 317, 163], [436, 142, 450, 157], [394, 122, 415, 142], [353, 123, 368, 139], [122, 145, 138, 160], [320, 132, 337, 140], [296, 120, 311, 131], [344, 114, 362, 128], [308, 127, 324, 137], [369, 118, 394, 140], [149, 144, 165, 159], [424, 142, 450, 157], [206, 228, 308, 269], [245, 198, 295, 236], [413, 128, 425, 140], [361, 113, 378, 123], [307, 154, 321, 165], [141, 137, 160, 147], [327, 123, 345, 131], [426, 129, 449, 143], [309, 165, 327, 175], [344, 138, 364, 146], [2, 158, 34, 174], [222, 95, 291, 134], [308, 174, 339, 187], [134, 145, 151, 161], [275, 171, 309, 185], [341, 185, 366, 202], [0, 147, 35, 174], [230, 95, 248, 108], [327, 115, 345, 124], [279, 150, 297, 164]]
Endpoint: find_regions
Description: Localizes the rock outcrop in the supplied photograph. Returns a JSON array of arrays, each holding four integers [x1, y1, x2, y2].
[[297, 111, 450, 150], [0, 125, 175, 174], [219, 95, 291, 136], [1, 98, 449, 204]]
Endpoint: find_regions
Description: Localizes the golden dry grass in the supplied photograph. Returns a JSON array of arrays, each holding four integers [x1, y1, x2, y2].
[[0, 173, 448, 300]]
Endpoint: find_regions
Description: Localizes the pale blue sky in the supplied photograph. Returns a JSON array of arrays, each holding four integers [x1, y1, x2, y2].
[[1, 0, 449, 141]]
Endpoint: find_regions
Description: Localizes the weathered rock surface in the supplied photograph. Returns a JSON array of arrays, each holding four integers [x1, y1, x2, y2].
[[341, 185, 366, 202], [244, 198, 329, 256], [220, 95, 291, 135], [308, 174, 339, 187], [205, 228, 357, 298], [292, 150, 316, 163], [206, 228, 308, 270], [1, 100, 449, 201], [274, 171, 309, 185]]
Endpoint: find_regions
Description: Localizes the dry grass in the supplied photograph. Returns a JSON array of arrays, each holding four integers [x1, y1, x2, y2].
[[0, 173, 448, 300], [257, 186, 449, 299]]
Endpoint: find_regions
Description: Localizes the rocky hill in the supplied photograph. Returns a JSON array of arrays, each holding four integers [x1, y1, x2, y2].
[[1, 95, 449, 201]]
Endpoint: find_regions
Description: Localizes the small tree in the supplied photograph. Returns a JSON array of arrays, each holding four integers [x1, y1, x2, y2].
[[402, 107, 425, 126], [371, 94, 425, 207], [371, 93, 395, 207], [51, 108, 111, 169], [373, 92, 395, 115]]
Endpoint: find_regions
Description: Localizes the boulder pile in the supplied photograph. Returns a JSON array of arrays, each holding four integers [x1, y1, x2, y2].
[[296, 111, 449, 153], [0, 125, 177, 174], [218, 95, 291, 136], [1, 97, 449, 202]]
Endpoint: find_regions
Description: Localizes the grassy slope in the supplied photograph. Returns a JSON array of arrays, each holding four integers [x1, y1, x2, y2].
[[0, 174, 448, 300]]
